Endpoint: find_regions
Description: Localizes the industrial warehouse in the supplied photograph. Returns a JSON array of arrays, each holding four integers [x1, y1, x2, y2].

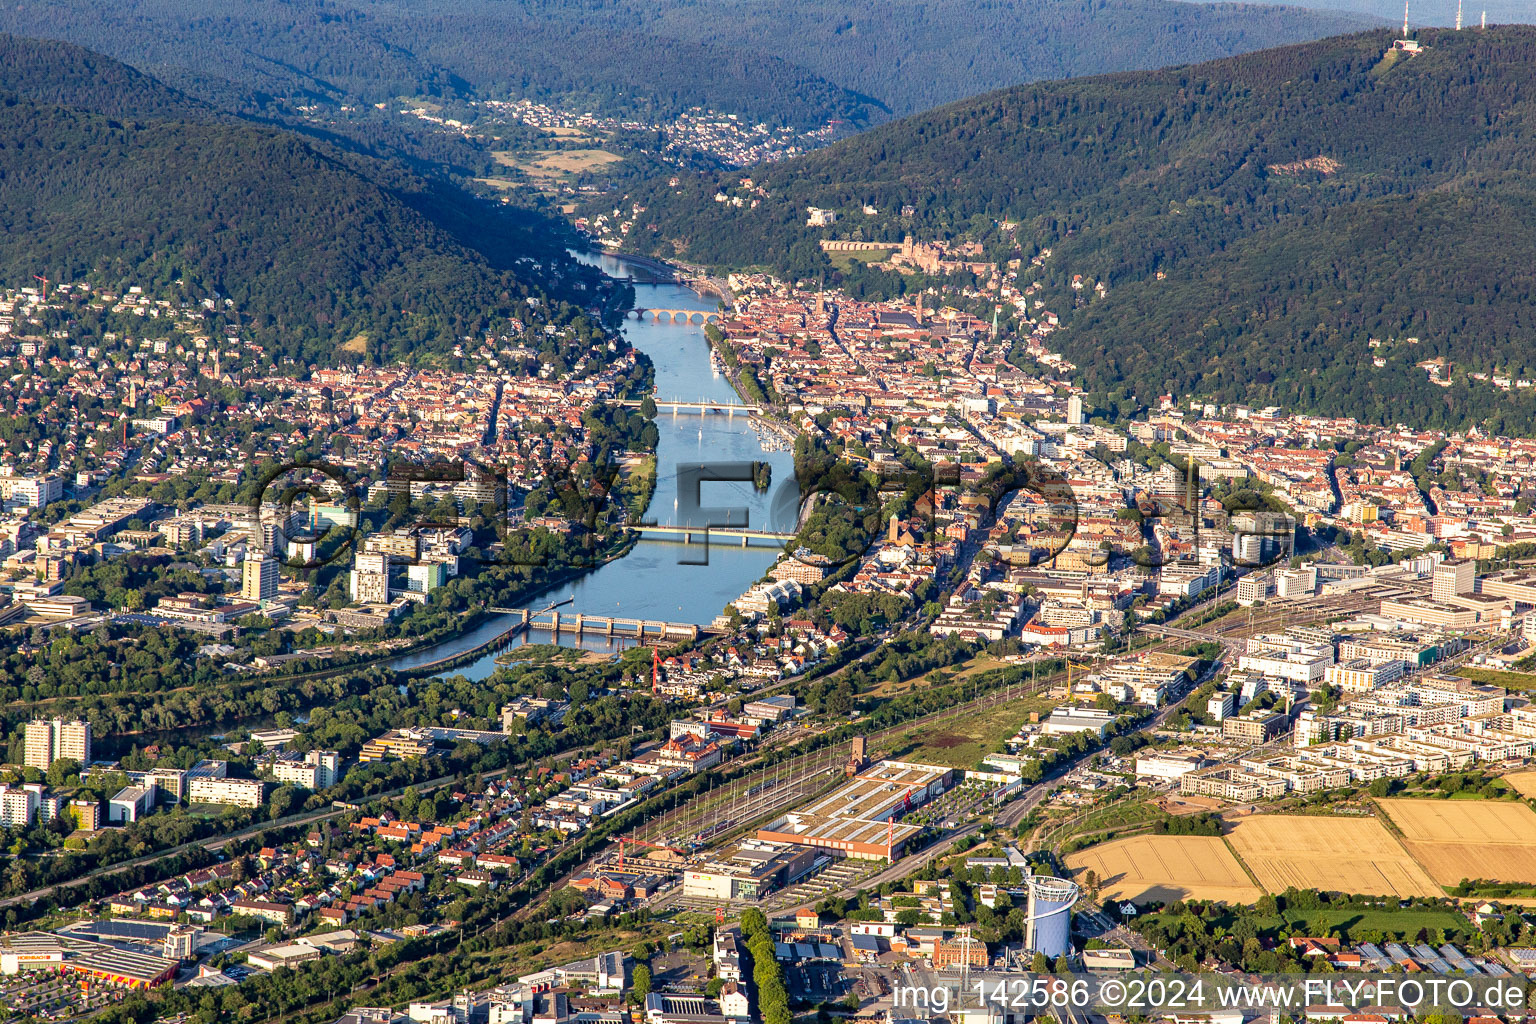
[[754, 759, 952, 862], [0, 931, 179, 988], [677, 758, 955, 904]]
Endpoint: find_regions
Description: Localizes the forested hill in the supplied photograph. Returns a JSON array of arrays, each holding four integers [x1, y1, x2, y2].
[[0, 33, 216, 121], [0, 35, 621, 366], [604, 27, 1536, 433], [586, 0, 1377, 117], [0, 0, 882, 131], [0, 0, 1376, 131]]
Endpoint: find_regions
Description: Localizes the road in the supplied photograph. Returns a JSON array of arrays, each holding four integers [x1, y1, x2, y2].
[[1075, 902, 1173, 970]]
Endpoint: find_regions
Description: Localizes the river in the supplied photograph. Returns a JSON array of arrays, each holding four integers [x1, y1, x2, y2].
[[387, 252, 797, 680], [113, 254, 789, 751]]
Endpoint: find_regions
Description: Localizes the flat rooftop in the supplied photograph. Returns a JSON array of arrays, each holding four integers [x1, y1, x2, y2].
[[798, 760, 949, 821], [0, 932, 177, 984], [760, 812, 922, 847]]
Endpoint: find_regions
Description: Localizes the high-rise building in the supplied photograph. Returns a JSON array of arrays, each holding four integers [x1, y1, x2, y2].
[[350, 551, 391, 604], [24, 718, 92, 770], [272, 749, 342, 790], [1066, 395, 1086, 425], [1431, 559, 1475, 603], [241, 552, 279, 602], [0, 786, 37, 827], [404, 561, 448, 593], [70, 798, 102, 831]]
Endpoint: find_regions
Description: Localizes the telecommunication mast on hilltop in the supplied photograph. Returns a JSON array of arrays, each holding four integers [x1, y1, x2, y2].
[[1456, 0, 1463, 29], [1393, 1, 1425, 52]]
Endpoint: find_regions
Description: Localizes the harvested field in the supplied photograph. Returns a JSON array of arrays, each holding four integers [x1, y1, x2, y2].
[[1380, 798, 1536, 885], [1064, 835, 1261, 903], [1227, 815, 1440, 897], [1502, 770, 1536, 798], [492, 148, 622, 179]]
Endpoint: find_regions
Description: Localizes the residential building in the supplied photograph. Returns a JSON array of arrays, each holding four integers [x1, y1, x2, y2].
[[70, 799, 101, 831], [0, 785, 38, 827], [1207, 691, 1238, 721], [241, 552, 279, 602], [350, 551, 390, 604], [1325, 658, 1405, 693], [188, 776, 265, 809], [229, 899, 294, 926], [1222, 712, 1287, 744], [24, 717, 91, 770], [271, 750, 342, 790]]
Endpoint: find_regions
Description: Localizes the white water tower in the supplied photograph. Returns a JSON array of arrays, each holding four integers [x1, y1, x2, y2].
[[1025, 874, 1081, 959]]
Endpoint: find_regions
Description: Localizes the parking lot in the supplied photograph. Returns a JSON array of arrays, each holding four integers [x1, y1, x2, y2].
[[650, 947, 710, 992]]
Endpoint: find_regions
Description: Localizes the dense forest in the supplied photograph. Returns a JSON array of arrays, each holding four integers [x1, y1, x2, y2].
[[0, 36, 624, 364], [572, 0, 1374, 116], [0, 0, 1374, 130], [603, 27, 1536, 432], [0, 0, 877, 131]]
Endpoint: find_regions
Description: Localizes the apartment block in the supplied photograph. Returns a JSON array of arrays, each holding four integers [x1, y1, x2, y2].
[[24, 718, 91, 771], [188, 776, 265, 809]]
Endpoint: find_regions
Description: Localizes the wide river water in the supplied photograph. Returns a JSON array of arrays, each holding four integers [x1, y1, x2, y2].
[[382, 252, 797, 680], [108, 254, 791, 751]]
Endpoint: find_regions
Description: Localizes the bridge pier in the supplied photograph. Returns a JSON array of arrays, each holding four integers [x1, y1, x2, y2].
[[574, 613, 584, 634]]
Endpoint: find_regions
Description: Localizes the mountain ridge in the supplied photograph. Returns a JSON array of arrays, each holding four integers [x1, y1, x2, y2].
[[0, 0, 1382, 130], [0, 34, 623, 366], [598, 26, 1536, 432]]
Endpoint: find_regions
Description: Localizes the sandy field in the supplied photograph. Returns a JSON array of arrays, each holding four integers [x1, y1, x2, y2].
[[1379, 798, 1536, 885], [1065, 835, 1262, 903], [1227, 815, 1441, 897]]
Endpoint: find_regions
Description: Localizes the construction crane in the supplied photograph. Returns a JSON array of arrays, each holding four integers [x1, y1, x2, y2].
[[32, 274, 49, 301], [652, 646, 662, 694], [615, 835, 682, 871], [1066, 660, 1092, 692]]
